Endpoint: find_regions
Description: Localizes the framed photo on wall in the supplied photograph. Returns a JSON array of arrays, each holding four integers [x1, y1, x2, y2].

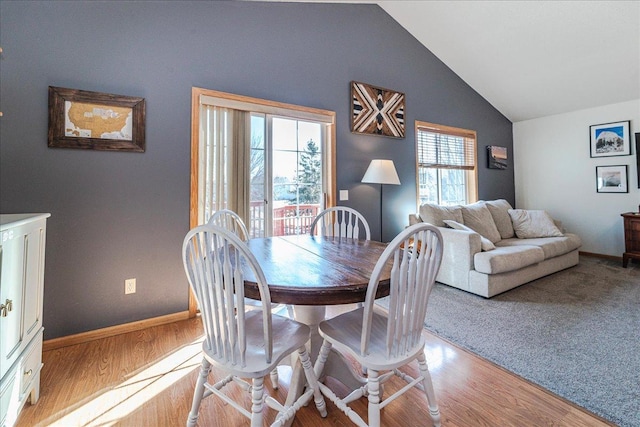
[[487, 145, 507, 169], [589, 120, 631, 157], [596, 165, 628, 193]]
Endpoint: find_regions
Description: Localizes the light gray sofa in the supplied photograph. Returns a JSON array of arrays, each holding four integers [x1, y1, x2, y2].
[[409, 200, 581, 298]]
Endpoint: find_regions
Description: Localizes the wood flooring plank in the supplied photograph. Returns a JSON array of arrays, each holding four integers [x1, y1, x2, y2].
[[16, 310, 613, 427]]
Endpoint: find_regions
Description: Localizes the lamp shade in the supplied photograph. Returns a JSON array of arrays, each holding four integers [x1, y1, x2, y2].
[[361, 159, 401, 185]]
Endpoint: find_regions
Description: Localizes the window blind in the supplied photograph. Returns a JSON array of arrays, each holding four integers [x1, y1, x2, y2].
[[416, 123, 476, 170]]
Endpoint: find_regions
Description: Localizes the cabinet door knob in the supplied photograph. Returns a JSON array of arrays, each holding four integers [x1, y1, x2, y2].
[[5, 299, 12, 312], [0, 304, 6, 317], [24, 369, 33, 377]]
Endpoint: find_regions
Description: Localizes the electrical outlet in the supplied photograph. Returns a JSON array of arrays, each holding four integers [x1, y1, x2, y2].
[[125, 278, 136, 294]]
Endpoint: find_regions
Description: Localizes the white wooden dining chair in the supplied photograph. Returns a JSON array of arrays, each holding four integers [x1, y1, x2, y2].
[[312, 206, 371, 318], [310, 206, 371, 240], [183, 225, 327, 427], [208, 209, 250, 241], [208, 209, 293, 388], [313, 223, 444, 427]]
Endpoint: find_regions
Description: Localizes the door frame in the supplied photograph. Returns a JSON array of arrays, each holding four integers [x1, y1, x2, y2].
[[189, 87, 336, 316]]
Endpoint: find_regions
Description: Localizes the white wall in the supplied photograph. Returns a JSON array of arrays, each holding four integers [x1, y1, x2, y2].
[[513, 99, 640, 257]]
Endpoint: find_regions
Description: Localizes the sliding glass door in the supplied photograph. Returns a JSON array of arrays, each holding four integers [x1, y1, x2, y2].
[[249, 115, 324, 237], [191, 87, 335, 234]]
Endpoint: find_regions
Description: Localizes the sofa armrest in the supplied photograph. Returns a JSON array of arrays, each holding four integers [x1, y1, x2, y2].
[[436, 226, 482, 291], [409, 214, 481, 289]]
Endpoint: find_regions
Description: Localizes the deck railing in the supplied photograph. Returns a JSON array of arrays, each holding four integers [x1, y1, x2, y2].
[[249, 201, 320, 238]]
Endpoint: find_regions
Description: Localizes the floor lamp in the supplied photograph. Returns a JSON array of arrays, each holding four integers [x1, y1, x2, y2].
[[362, 159, 401, 241]]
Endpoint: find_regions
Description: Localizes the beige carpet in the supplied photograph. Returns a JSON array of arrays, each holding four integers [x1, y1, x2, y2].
[[419, 255, 639, 426]]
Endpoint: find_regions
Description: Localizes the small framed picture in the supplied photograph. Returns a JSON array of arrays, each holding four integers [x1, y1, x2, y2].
[[487, 145, 507, 169], [589, 120, 631, 157], [596, 165, 628, 193]]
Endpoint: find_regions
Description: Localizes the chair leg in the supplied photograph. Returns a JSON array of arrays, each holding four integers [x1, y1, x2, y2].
[[313, 340, 332, 379], [367, 369, 381, 427], [250, 377, 265, 427], [187, 357, 211, 427], [270, 368, 279, 389], [417, 353, 441, 427], [298, 346, 328, 417]]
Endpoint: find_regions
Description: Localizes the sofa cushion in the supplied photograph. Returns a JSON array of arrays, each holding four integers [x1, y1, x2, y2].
[[486, 199, 515, 239], [443, 220, 496, 251], [496, 233, 582, 259], [419, 203, 463, 227], [474, 245, 545, 274], [508, 209, 563, 238], [460, 201, 502, 243]]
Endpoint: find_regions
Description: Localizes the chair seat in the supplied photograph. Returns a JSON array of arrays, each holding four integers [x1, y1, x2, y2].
[[203, 310, 310, 378], [319, 307, 425, 371]]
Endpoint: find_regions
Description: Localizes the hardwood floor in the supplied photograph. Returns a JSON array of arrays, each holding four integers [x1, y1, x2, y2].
[[16, 307, 613, 427]]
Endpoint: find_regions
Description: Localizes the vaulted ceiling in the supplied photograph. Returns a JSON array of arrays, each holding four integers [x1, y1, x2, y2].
[[254, 0, 640, 123]]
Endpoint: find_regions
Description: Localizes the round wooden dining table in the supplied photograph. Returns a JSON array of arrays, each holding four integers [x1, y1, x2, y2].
[[243, 234, 391, 305], [242, 234, 392, 425]]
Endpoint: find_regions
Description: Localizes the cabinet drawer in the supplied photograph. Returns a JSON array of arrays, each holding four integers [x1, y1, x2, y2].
[[0, 331, 42, 427], [1, 373, 17, 427], [19, 331, 42, 396], [629, 221, 640, 232]]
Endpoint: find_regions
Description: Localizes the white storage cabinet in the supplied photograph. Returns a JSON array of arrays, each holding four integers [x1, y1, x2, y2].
[[0, 214, 50, 427]]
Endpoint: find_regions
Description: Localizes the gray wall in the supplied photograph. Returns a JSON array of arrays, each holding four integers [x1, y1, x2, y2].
[[0, 1, 514, 340]]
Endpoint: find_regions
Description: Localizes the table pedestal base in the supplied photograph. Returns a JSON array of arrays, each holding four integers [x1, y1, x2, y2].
[[283, 305, 366, 426]]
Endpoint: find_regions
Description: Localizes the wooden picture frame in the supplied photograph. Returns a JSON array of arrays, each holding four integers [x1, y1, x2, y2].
[[351, 81, 405, 138], [636, 133, 640, 188], [589, 120, 631, 158], [596, 165, 628, 193], [48, 86, 145, 152]]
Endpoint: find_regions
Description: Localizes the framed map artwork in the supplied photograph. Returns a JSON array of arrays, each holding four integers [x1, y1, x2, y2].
[[48, 86, 146, 152]]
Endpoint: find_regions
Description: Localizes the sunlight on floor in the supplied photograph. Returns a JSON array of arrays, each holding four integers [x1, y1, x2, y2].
[[35, 312, 454, 427], [48, 337, 204, 427], [424, 341, 458, 373]]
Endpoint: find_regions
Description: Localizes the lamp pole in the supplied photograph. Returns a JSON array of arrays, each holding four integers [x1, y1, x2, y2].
[[361, 159, 401, 242], [379, 183, 384, 241]]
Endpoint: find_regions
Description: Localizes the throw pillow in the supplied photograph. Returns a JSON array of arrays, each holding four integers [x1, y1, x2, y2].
[[508, 209, 564, 238], [486, 199, 515, 239], [443, 220, 496, 251], [460, 201, 502, 243], [418, 203, 463, 227], [553, 219, 566, 233]]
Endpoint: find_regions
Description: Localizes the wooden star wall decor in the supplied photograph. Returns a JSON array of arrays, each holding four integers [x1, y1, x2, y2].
[[351, 81, 405, 138]]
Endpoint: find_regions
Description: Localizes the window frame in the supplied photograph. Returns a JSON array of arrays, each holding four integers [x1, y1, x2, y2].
[[414, 120, 478, 208]]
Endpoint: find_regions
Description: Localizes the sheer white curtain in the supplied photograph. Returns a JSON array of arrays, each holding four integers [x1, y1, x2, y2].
[[198, 105, 250, 225]]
